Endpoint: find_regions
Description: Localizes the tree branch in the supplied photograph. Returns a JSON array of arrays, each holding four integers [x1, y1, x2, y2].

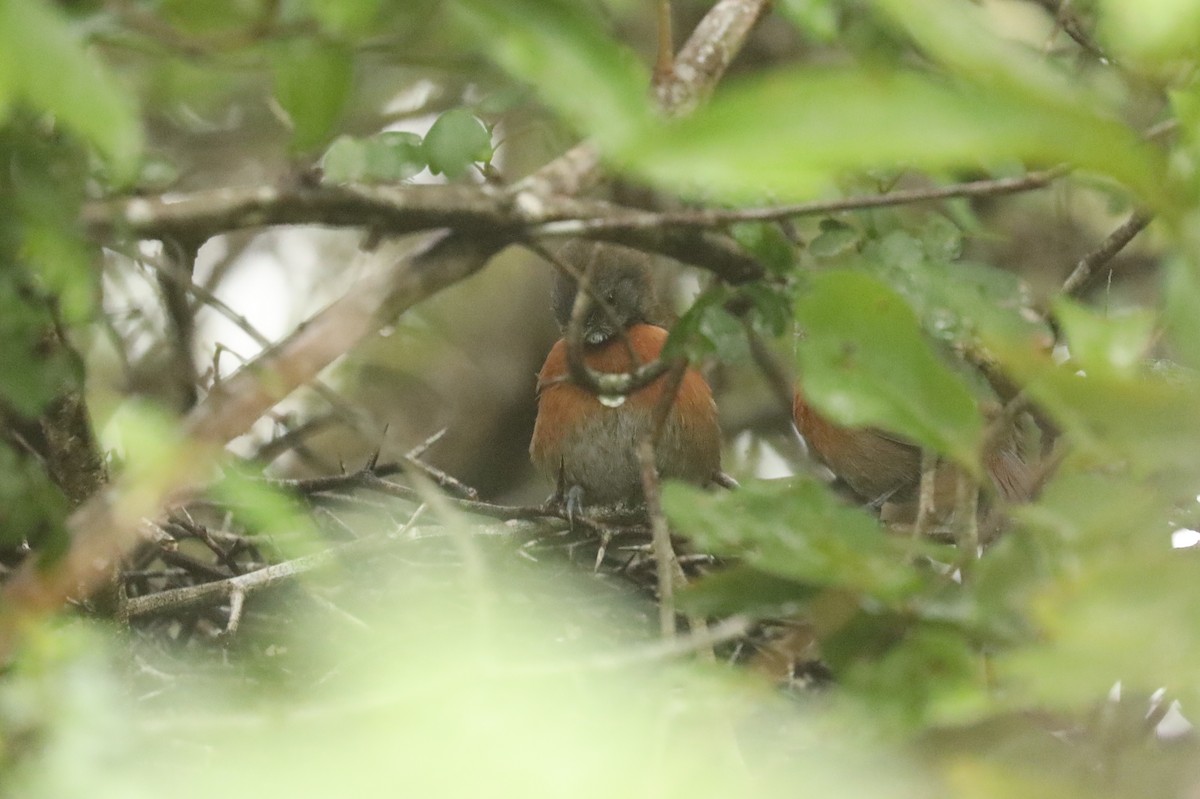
[[1060, 210, 1154, 299]]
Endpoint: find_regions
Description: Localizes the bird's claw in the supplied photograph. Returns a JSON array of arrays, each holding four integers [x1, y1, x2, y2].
[[564, 485, 586, 529]]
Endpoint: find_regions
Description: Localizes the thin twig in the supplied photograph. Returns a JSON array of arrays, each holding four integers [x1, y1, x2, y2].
[[638, 440, 678, 639], [534, 168, 1068, 236], [1060, 210, 1154, 298], [912, 449, 939, 545]]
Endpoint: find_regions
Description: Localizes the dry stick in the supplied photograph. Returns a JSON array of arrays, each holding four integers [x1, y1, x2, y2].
[[123, 504, 427, 622], [653, 0, 675, 85], [639, 360, 701, 644], [157, 237, 202, 409], [1060, 210, 1154, 298], [954, 471, 981, 569], [912, 449, 939, 547]]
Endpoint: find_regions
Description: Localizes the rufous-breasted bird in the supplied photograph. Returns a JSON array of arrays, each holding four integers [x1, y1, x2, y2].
[[529, 242, 722, 518], [792, 389, 1035, 526]]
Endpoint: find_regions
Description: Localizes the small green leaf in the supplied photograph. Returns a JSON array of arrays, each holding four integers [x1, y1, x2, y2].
[[918, 214, 963, 261], [366, 131, 425, 181], [730, 221, 796, 274], [321, 135, 369, 183], [272, 39, 354, 153], [809, 220, 862, 258], [422, 109, 492, 178], [795, 270, 984, 464], [1053, 299, 1156, 377]]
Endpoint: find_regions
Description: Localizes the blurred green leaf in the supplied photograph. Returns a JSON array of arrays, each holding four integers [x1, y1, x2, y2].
[[623, 67, 1164, 205], [321, 135, 368, 182], [680, 566, 818, 617], [998, 345, 1200, 479], [795, 270, 984, 464], [0, 0, 143, 180], [271, 39, 353, 153], [422, 109, 492, 178], [663, 479, 925, 602], [453, 0, 651, 150], [1054, 299, 1156, 377], [1163, 252, 1200, 371], [809, 219, 862, 258], [367, 131, 425, 181], [861, 230, 1048, 351], [157, 0, 264, 34], [834, 621, 987, 727], [1097, 0, 1200, 64], [730, 221, 797, 275], [306, 0, 383, 36], [874, 0, 1102, 107], [917, 213, 963, 261], [323, 131, 425, 183], [212, 465, 323, 557], [0, 442, 67, 551], [778, 0, 840, 42]]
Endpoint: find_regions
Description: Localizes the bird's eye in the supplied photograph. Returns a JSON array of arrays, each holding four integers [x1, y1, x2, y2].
[[605, 291, 616, 302]]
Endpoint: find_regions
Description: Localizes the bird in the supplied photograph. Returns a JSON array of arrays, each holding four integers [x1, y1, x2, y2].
[[529, 241, 722, 520], [792, 389, 1035, 529]]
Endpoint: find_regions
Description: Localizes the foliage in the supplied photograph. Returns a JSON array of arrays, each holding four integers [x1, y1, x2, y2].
[[2, 0, 1200, 798]]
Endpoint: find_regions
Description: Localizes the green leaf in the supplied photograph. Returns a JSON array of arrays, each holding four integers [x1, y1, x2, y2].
[[422, 109, 492, 178], [453, 0, 651, 151], [662, 480, 925, 603], [1096, 0, 1200, 64], [873, 0, 1101, 107], [1163, 252, 1200, 372], [680, 566, 819, 617], [366, 131, 425, 181], [795, 270, 984, 464], [778, 0, 840, 43], [0, 0, 143, 180], [323, 132, 426, 184], [809, 220, 862, 258], [861, 230, 1048, 351], [307, 0, 383, 36], [997, 343, 1200, 479], [623, 67, 1165, 205], [1053, 299, 1156, 377], [272, 39, 354, 153], [730, 221, 797, 275], [321, 135, 369, 183], [211, 465, 323, 558]]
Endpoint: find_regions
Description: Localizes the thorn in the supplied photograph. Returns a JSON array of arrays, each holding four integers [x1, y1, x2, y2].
[[594, 528, 611, 572]]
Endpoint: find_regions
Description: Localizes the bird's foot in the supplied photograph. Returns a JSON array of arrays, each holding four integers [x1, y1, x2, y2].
[[564, 485, 586, 529]]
